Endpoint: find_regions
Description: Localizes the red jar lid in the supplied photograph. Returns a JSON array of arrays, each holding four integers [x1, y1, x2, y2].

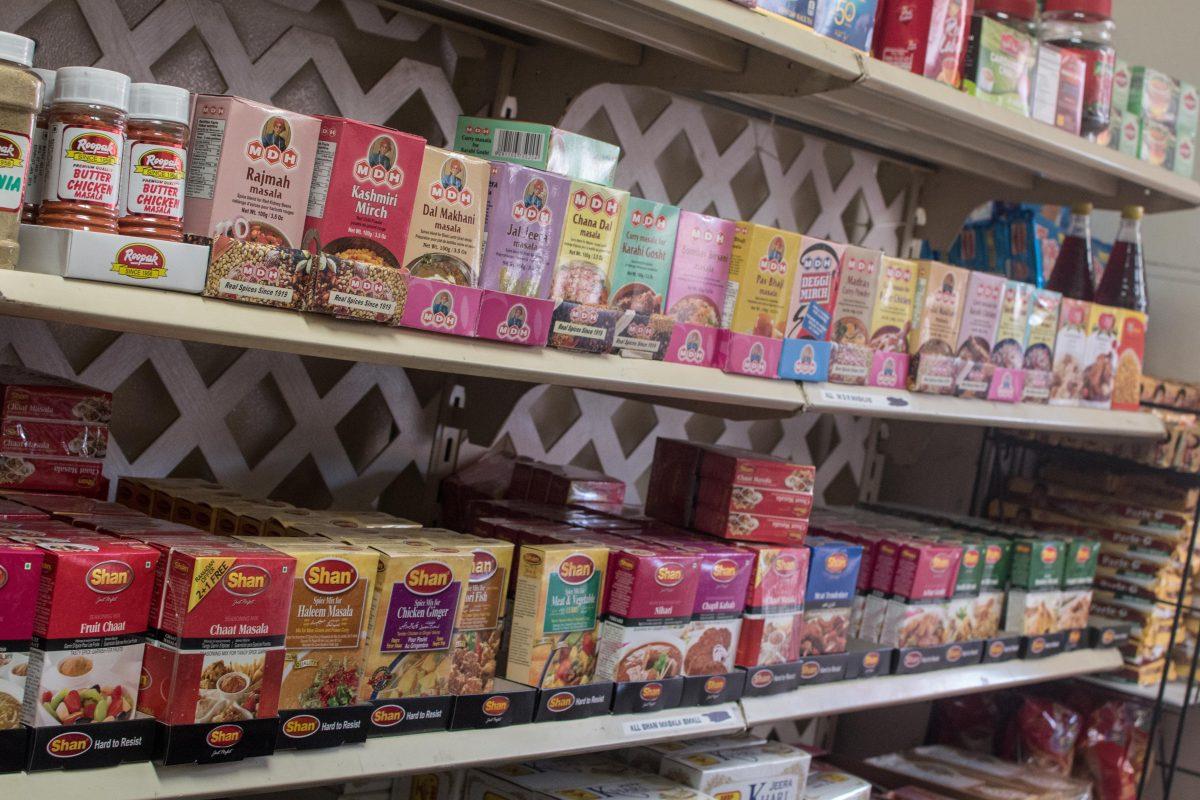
[[975, 0, 1038, 21], [1044, 0, 1112, 18]]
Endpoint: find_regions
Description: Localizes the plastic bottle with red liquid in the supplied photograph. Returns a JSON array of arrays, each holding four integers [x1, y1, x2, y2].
[[1046, 202, 1095, 301], [1095, 205, 1148, 312]]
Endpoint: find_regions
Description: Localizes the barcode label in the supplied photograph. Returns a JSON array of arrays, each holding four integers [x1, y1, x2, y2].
[[621, 709, 731, 737], [493, 129, 546, 160]]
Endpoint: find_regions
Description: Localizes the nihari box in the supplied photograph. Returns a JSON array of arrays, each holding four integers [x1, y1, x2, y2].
[[909, 261, 969, 394], [506, 544, 609, 689], [868, 256, 920, 389], [24, 538, 160, 727], [402, 146, 488, 286], [724, 223, 800, 338], [610, 198, 680, 314], [0, 541, 43, 731], [829, 246, 883, 385], [550, 181, 628, 304], [454, 116, 621, 187], [1022, 288, 1062, 403], [787, 236, 844, 341], [953, 271, 1006, 399], [665, 211, 736, 328], [185, 96, 321, 249], [987, 280, 1033, 403], [660, 741, 813, 800], [480, 162, 570, 299]]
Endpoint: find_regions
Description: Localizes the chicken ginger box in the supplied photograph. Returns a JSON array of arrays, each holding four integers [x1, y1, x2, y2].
[[139, 540, 295, 765], [256, 539, 379, 749]]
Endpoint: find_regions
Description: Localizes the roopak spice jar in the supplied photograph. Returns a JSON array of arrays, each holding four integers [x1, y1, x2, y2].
[[117, 83, 191, 241], [22, 537, 160, 727], [184, 95, 321, 249], [402, 146, 487, 286]]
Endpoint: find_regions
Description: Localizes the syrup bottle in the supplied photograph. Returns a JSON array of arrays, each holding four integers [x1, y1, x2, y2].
[[1095, 205, 1148, 312], [1046, 202, 1095, 301]]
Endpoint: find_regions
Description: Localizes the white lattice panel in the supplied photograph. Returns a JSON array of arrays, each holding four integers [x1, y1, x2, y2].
[[1, 0, 899, 517]]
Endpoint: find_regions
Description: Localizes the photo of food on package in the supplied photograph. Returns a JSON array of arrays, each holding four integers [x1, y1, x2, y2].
[[195, 652, 267, 723], [34, 650, 139, 726], [678, 619, 741, 676]]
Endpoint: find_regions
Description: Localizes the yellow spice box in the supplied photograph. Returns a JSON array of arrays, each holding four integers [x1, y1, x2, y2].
[[723, 223, 801, 338]]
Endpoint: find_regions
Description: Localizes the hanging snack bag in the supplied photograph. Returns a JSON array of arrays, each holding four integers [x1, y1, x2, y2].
[[402, 146, 487, 287], [480, 162, 570, 298]]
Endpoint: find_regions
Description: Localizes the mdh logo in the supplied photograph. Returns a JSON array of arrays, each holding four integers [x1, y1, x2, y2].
[[429, 181, 473, 206], [111, 243, 167, 280], [353, 159, 404, 189], [511, 201, 552, 225], [245, 139, 299, 170], [571, 189, 619, 216]]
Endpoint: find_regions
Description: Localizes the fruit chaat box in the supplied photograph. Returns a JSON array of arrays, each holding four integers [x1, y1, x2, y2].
[[21, 538, 159, 728], [660, 741, 813, 800], [505, 543, 609, 689]]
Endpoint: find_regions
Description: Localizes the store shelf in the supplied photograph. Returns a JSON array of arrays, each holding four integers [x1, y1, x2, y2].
[[741, 649, 1124, 726], [800, 383, 1167, 440], [0, 272, 805, 420], [1083, 676, 1200, 710], [0, 704, 744, 800]]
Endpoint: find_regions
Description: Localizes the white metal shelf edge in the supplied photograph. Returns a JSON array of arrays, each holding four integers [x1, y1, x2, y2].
[[741, 649, 1124, 726]]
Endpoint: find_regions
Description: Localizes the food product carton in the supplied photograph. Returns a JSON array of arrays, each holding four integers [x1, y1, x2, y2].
[[756, 1, 818, 27], [402, 146, 487, 286], [1128, 66, 1180, 125], [1048, 298, 1089, 406], [1022, 288, 1061, 403], [962, 17, 1036, 116], [813, 0, 878, 51], [505, 544, 609, 689], [786, 236, 844, 342], [873, 0, 973, 87], [1010, 537, 1067, 590], [1178, 81, 1199, 136], [24, 539, 159, 727], [909, 261, 969, 394], [953, 271, 1005, 398], [479, 162, 569, 299], [986, 281, 1033, 402], [801, 540, 862, 655], [1079, 303, 1120, 410], [829, 246, 883, 385], [724, 223, 800, 338], [610, 198, 680, 314], [868, 256, 919, 388], [454, 117, 620, 187], [1111, 60, 1133, 115], [0, 366, 111, 424], [1112, 308, 1147, 411], [744, 544, 810, 615], [664, 211, 735, 328], [804, 763, 871, 800], [185, 96, 321, 250], [0, 541, 43, 731], [661, 742, 813, 800]]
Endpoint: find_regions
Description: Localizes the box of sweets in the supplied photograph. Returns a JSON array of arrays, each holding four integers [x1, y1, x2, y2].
[[398, 147, 489, 337], [22, 537, 160, 770], [663, 212, 736, 367], [829, 246, 884, 385], [0, 540, 42, 772], [1021, 289, 1062, 403], [986, 281, 1033, 403], [254, 539, 379, 750], [1079, 303, 1120, 410], [596, 545, 700, 713], [302, 117, 425, 324], [138, 539, 294, 764], [868, 256, 920, 389], [954, 271, 1006, 398], [475, 163, 568, 347], [454, 116, 620, 187], [909, 261, 969, 394]]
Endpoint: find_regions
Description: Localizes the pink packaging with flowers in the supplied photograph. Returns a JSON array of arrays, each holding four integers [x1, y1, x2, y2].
[[664, 211, 735, 328]]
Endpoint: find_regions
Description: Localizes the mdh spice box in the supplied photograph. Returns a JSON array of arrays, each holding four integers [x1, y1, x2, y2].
[[724, 223, 800, 338], [987, 280, 1033, 402], [358, 542, 472, 700], [610, 198, 680, 314], [829, 246, 883, 385], [787, 236, 844, 341], [184, 96, 321, 249], [665, 211, 735, 327], [403, 146, 487, 286], [138, 540, 294, 725], [909, 261, 969, 394], [1022, 288, 1061, 403], [868, 256, 919, 388], [0, 541, 43, 731], [953, 271, 1006, 399], [506, 543, 609, 689], [550, 181, 628, 304], [23, 538, 160, 727], [480, 162, 570, 299]]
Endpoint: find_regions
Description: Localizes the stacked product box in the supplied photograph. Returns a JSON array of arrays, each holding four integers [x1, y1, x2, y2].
[[827, 246, 884, 386], [507, 462, 626, 506], [660, 741, 813, 800], [735, 544, 810, 673], [779, 236, 844, 382], [0, 540, 43, 772], [1115, 65, 1198, 177], [719, 222, 800, 377], [873, 0, 973, 88], [986, 280, 1034, 403], [953, 271, 1006, 399], [139, 538, 295, 764], [0, 367, 112, 495], [800, 539, 863, 660], [908, 261, 969, 395], [608, 198, 680, 360]]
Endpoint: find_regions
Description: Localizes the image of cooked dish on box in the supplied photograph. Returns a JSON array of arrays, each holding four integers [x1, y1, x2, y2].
[[0, 652, 28, 730], [195, 652, 267, 723], [280, 650, 361, 709], [448, 628, 503, 695], [679, 620, 740, 676], [36, 649, 139, 726], [365, 649, 454, 699], [613, 638, 684, 682], [533, 629, 600, 689]]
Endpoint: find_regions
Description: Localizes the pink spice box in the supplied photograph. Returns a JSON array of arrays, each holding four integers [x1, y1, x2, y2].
[[715, 329, 783, 379], [662, 212, 736, 369], [398, 275, 482, 337], [475, 290, 553, 346]]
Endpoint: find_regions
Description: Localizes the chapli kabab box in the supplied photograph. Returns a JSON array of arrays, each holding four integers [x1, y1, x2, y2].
[[22, 538, 160, 771], [139, 539, 295, 765], [0, 541, 41, 773]]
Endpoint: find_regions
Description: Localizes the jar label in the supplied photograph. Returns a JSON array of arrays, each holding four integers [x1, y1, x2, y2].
[[52, 124, 123, 208], [0, 129, 31, 213], [25, 125, 47, 209], [120, 141, 187, 220]]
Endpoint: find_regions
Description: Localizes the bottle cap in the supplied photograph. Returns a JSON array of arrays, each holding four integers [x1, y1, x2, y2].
[[1044, 0, 1112, 18], [0, 32, 35, 68], [32, 69, 56, 111], [1071, 202, 1094, 215], [1122, 205, 1145, 220], [52, 66, 131, 113], [974, 0, 1038, 22], [128, 83, 190, 125]]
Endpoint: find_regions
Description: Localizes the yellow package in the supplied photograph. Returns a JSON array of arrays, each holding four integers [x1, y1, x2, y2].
[[723, 223, 800, 338]]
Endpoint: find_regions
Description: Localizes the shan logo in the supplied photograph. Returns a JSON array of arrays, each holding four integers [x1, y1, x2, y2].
[[639, 682, 663, 702], [224, 564, 270, 596], [405, 562, 453, 596], [111, 243, 167, 279], [46, 731, 92, 758], [355, 134, 405, 188], [482, 696, 510, 717], [421, 290, 458, 329], [304, 558, 358, 595], [774, 553, 799, 577], [963, 549, 981, 569], [1075, 545, 1093, 564], [862, 651, 881, 670], [989, 641, 1006, 659], [0, 134, 23, 170], [496, 303, 531, 342], [750, 669, 773, 689], [710, 558, 739, 583], [800, 661, 820, 680], [1030, 637, 1046, 655], [947, 645, 964, 663], [1102, 629, 1116, 646], [283, 714, 320, 738], [558, 554, 595, 585], [471, 550, 499, 583], [824, 551, 849, 575], [986, 545, 1003, 565], [207, 724, 244, 748], [134, 148, 185, 180], [704, 675, 727, 694], [654, 562, 685, 587], [930, 553, 952, 573], [546, 691, 575, 713], [86, 560, 133, 594], [66, 132, 118, 166], [139, 667, 151, 691], [248, 116, 300, 169], [371, 704, 405, 726], [903, 651, 924, 669], [1041, 545, 1059, 565]]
